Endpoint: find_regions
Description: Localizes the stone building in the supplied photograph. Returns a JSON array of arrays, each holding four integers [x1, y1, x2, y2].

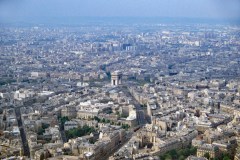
[[111, 71, 122, 86], [197, 144, 220, 159], [61, 106, 77, 119], [235, 136, 240, 160]]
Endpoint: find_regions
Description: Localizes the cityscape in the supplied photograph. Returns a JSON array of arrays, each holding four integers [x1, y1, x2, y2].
[[0, 1, 240, 160]]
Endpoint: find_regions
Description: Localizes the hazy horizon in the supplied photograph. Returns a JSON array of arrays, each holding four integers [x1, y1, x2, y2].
[[0, 0, 240, 25], [1, 17, 240, 27]]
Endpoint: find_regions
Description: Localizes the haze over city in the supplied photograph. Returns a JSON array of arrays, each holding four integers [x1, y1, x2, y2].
[[1, 0, 240, 24], [0, 1, 240, 160]]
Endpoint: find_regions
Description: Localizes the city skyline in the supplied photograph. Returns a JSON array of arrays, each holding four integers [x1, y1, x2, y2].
[[1, 0, 240, 24], [0, 1, 240, 160]]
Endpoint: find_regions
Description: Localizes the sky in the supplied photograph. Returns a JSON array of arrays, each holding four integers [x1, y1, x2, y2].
[[0, 0, 240, 23]]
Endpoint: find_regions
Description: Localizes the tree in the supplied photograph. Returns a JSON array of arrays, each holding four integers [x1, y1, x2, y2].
[[101, 118, 106, 123], [222, 153, 231, 160], [106, 110, 113, 114], [179, 155, 185, 160], [3, 114, 6, 121], [38, 128, 45, 135], [116, 111, 120, 117], [189, 146, 197, 155], [65, 125, 95, 140], [165, 154, 172, 160], [169, 149, 177, 159], [204, 152, 210, 159], [159, 146, 197, 160], [94, 116, 100, 122], [59, 116, 69, 125], [42, 123, 50, 129], [106, 72, 111, 79], [89, 138, 95, 144], [122, 124, 130, 130]]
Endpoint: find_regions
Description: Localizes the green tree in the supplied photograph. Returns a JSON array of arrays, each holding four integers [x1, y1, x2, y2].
[[37, 128, 45, 135], [3, 114, 6, 121], [94, 116, 100, 122], [60, 116, 69, 125], [189, 147, 197, 155], [122, 124, 130, 130], [159, 146, 197, 160], [179, 155, 185, 160], [169, 149, 177, 159], [204, 152, 210, 159], [222, 153, 231, 160], [106, 110, 113, 114], [165, 154, 172, 160], [89, 138, 95, 144], [65, 125, 95, 140], [42, 123, 50, 129], [106, 72, 111, 79], [101, 118, 106, 123]]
